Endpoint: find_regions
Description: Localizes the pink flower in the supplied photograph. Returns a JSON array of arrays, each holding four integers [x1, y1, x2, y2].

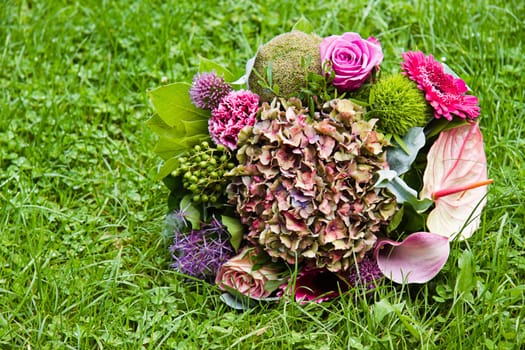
[[374, 232, 450, 284], [209, 90, 259, 150], [189, 72, 232, 110], [215, 248, 281, 299], [279, 268, 347, 303], [320, 32, 383, 91], [401, 51, 480, 121]]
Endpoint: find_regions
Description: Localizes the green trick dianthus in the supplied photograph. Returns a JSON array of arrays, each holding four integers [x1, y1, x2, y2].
[[248, 31, 323, 102], [368, 74, 432, 136]]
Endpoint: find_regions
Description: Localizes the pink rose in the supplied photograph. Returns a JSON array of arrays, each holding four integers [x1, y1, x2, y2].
[[320, 32, 383, 91], [215, 248, 280, 299]]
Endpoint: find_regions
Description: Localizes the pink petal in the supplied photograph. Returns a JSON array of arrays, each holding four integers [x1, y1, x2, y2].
[[374, 232, 450, 284], [420, 123, 489, 240]]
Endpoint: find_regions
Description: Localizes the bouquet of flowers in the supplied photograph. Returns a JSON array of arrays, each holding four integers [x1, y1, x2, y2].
[[147, 26, 492, 307]]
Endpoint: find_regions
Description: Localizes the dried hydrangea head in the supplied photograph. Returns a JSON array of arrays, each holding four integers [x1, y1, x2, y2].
[[189, 71, 232, 110], [248, 31, 323, 102], [227, 98, 397, 272]]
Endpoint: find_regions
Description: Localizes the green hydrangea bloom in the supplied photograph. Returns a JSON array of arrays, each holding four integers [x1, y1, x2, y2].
[[368, 74, 431, 136]]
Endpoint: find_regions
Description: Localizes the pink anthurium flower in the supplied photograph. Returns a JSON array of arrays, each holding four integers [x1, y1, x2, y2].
[[421, 122, 492, 240], [374, 232, 450, 284]]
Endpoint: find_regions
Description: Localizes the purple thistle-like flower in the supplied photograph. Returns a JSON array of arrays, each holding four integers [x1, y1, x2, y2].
[[169, 217, 235, 282], [345, 254, 383, 290], [189, 72, 232, 110]]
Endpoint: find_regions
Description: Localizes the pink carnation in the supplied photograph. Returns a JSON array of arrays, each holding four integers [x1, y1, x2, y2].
[[209, 90, 259, 150], [401, 51, 480, 120]]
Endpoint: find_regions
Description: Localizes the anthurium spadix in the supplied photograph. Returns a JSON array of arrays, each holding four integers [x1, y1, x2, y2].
[[374, 232, 450, 284], [420, 122, 492, 240]]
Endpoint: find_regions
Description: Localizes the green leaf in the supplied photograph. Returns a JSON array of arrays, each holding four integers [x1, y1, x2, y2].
[[392, 133, 410, 154], [148, 82, 209, 128], [221, 215, 244, 251], [154, 134, 209, 160], [387, 127, 426, 175], [386, 205, 404, 233], [180, 195, 201, 229], [374, 170, 434, 213], [219, 292, 253, 311], [456, 250, 476, 295], [424, 117, 468, 139], [292, 16, 314, 33], [198, 56, 235, 82], [156, 156, 181, 180]]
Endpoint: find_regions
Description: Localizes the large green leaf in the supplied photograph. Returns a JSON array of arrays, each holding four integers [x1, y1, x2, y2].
[[180, 195, 201, 229], [374, 170, 433, 213], [198, 57, 235, 82], [148, 82, 209, 128], [154, 134, 209, 160], [221, 215, 244, 252]]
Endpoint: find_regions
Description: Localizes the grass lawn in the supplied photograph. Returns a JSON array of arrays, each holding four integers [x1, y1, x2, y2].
[[1, 0, 524, 348]]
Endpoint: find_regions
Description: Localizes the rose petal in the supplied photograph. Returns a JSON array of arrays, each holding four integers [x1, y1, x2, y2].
[[374, 232, 450, 284]]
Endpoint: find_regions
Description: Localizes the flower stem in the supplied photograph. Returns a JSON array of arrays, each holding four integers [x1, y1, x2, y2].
[[432, 179, 494, 200]]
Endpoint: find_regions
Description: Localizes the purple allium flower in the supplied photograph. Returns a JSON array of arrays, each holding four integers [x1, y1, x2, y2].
[[169, 217, 234, 281], [209, 90, 259, 150], [344, 254, 383, 290], [189, 72, 232, 110]]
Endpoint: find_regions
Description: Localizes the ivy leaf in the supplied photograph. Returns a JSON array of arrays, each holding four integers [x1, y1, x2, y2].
[[156, 156, 182, 180], [420, 123, 491, 240], [147, 84, 210, 161], [148, 82, 209, 128], [179, 195, 201, 229], [221, 215, 244, 252], [154, 132, 209, 160]]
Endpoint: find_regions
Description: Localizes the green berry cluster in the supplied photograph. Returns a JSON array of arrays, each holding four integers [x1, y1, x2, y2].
[[171, 141, 235, 204]]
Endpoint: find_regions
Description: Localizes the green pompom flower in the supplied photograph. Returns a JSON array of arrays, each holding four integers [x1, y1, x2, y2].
[[368, 74, 431, 136], [248, 31, 323, 102]]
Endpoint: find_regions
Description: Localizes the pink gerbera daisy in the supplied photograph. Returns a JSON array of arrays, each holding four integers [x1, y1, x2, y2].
[[401, 51, 480, 121]]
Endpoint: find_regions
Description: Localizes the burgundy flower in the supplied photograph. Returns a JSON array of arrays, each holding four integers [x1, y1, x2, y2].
[[401, 51, 480, 120], [280, 268, 348, 303], [209, 90, 259, 150]]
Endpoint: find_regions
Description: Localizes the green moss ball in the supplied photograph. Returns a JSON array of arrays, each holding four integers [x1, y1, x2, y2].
[[248, 31, 323, 102], [368, 74, 431, 136]]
